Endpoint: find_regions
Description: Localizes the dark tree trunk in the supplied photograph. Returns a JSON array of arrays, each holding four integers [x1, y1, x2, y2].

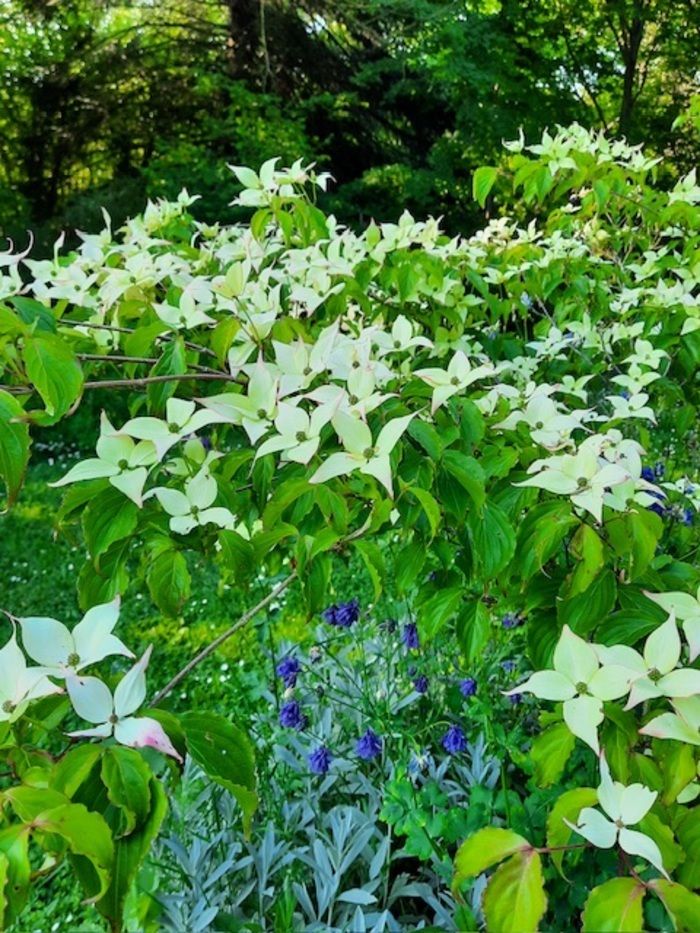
[[226, 0, 261, 80], [618, 5, 646, 137]]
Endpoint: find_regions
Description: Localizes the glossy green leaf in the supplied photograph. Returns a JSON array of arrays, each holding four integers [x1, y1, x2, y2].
[[582, 877, 645, 932], [0, 390, 30, 509], [482, 851, 547, 933], [22, 333, 83, 417]]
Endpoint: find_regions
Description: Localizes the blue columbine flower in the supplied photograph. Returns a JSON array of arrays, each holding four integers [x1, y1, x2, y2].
[[356, 728, 383, 761], [279, 700, 306, 730], [322, 599, 360, 627], [459, 677, 477, 697], [682, 508, 694, 526], [501, 659, 517, 673], [402, 622, 420, 650], [413, 675, 429, 694], [308, 745, 332, 774], [508, 692, 523, 706], [442, 725, 467, 754], [641, 466, 655, 482], [502, 613, 522, 630], [275, 655, 300, 688]]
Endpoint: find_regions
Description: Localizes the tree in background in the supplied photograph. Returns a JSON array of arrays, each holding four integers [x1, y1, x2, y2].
[[0, 0, 698, 251]]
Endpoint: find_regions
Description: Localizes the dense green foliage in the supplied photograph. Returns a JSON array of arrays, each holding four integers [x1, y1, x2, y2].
[[1, 122, 700, 931], [1, 0, 699, 252]]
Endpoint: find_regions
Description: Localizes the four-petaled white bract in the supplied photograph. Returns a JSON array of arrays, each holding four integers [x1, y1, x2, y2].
[[505, 625, 632, 753], [644, 588, 700, 662], [640, 696, 700, 746], [596, 612, 700, 709], [0, 627, 62, 722], [52, 413, 158, 506], [150, 469, 236, 535], [66, 645, 182, 762], [565, 755, 667, 877], [415, 350, 494, 413], [121, 397, 225, 459], [18, 596, 133, 677], [309, 410, 415, 497]]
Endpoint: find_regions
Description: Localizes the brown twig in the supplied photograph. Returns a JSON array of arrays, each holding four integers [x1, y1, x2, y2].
[[149, 572, 298, 706], [1, 373, 238, 395]]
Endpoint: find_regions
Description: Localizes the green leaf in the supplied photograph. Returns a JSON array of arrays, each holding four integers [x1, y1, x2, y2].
[[482, 851, 547, 933], [10, 295, 56, 332], [408, 419, 444, 459], [22, 333, 83, 417], [582, 877, 645, 932], [456, 601, 490, 662], [101, 747, 152, 836], [443, 449, 485, 510], [568, 524, 605, 597], [530, 723, 575, 788], [473, 166, 498, 207], [4, 786, 69, 821], [0, 826, 30, 924], [146, 548, 191, 617], [417, 586, 462, 640], [406, 485, 442, 538], [546, 787, 598, 875], [650, 880, 700, 933], [91, 777, 167, 929], [78, 539, 130, 611], [353, 539, 385, 600], [0, 390, 30, 509], [396, 540, 427, 594], [638, 812, 684, 874], [466, 502, 516, 579], [180, 712, 257, 834], [677, 810, 700, 889], [454, 827, 529, 886], [558, 569, 617, 636], [36, 803, 113, 900], [146, 337, 186, 413], [83, 485, 138, 560], [52, 745, 104, 798], [659, 742, 696, 806], [302, 552, 332, 615]]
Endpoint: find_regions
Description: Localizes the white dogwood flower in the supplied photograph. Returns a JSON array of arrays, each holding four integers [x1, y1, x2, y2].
[[310, 411, 415, 497], [640, 696, 700, 747], [415, 350, 494, 413], [565, 756, 667, 877], [121, 398, 224, 459], [516, 446, 630, 522], [0, 628, 62, 722], [255, 402, 333, 464], [644, 588, 700, 662], [51, 413, 158, 506], [19, 597, 132, 677], [505, 625, 631, 753], [199, 360, 279, 443], [374, 315, 432, 356], [596, 613, 700, 708], [66, 646, 182, 761], [150, 469, 235, 535]]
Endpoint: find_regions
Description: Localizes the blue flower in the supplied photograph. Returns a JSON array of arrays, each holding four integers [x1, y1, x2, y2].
[[508, 693, 523, 706], [279, 700, 306, 730], [402, 622, 420, 650], [275, 655, 300, 688], [413, 675, 429, 694], [648, 501, 666, 517], [459, 677, 477, 697], [502, 613, 522, 630], [682, 508, 694, 526], [308, 745, 332, 774], [653, 462, 665, 480], [441, 725, 467, 755], [501, 660, 517, 673], [641, 466, 655, 482], [323, 599, 360, 627], [356, 728, 383, 761]]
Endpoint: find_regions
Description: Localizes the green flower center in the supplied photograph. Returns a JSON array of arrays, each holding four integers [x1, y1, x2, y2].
[[352, 360, 360, 369], [349, 394, 359, 405], [191, 505, 200, 517], [393, 340, 401, 349], [295, 431, 307, 442], [257, 409, 267, 420], [67, 652, 80, 667], [109, 713, 119, 724], [576, 476, 588, 488], [575, 681, 589, 695], [363, 447, 375, 460], [168, 422, 180, 433], [535, 421, 544, 429], [648, 667, 662, 683], [450, 376, 460, 386], [2, 700, 15, 714], [118, 459, 129, 471]]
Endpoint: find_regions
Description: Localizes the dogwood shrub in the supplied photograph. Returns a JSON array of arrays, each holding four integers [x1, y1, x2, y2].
[[0, 127, 699, 928]]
